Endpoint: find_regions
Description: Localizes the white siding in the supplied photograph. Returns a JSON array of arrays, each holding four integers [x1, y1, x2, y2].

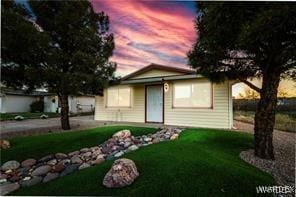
[[44, 96, 58, 113], [1, 95, 37, 113], [95, 85, 145, 122], [69, 96, 95, 113], [164, 79, 231, 129]]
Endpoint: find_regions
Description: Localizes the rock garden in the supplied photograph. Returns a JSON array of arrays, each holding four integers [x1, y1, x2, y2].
[[0, 127, 183, 195]]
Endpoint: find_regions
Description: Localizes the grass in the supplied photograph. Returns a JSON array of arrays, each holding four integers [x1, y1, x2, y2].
[[2, 126, 275, 196], [0, 112, 60, 121], [1, 126, 158, 163], [234, 110, 296, 132]]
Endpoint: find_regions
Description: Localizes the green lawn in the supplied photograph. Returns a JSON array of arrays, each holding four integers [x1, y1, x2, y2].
[[2, 126, 275, 196], [0, 112, 60, 121], [234, 110, 296, 132]]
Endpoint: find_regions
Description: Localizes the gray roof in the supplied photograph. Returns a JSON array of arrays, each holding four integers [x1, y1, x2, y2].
[[121, 74, 204, 85], [1, 89, 54, 96]]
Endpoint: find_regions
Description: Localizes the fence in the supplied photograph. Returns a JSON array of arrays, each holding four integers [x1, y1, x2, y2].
[[233, 97, 296, 112]]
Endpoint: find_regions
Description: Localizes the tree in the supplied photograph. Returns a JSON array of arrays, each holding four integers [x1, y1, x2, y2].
[[2, 1, 116, 129], [188, 2, 296, 159]]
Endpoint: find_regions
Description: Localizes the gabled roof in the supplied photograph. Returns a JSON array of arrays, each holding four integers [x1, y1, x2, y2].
[[122, 63, 194, 80]]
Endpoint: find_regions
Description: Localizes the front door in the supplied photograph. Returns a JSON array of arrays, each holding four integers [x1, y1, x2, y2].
[[146, 85, 163, 123]]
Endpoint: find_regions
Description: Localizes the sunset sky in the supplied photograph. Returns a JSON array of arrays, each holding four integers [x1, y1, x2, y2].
[[91, 0, 295, 97]]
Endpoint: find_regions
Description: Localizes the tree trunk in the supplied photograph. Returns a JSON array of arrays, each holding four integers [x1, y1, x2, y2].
[[254, 72, 280, 160], [59, 94, 71, 130]]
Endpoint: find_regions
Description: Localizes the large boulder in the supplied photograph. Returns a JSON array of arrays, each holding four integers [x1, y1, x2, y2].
[[103, 158, 139, 188], [112, 130, 131, 139]]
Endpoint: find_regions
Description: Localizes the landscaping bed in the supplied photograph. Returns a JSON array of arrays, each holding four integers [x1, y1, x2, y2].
[[1, 126, 275, 196]]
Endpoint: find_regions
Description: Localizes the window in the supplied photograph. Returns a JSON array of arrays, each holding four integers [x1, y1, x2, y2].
[[173, 82, 212, 108], [107, 87, 131, 107]]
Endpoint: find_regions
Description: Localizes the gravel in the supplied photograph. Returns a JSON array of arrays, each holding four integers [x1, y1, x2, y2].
[[235, 120, 295, 186]]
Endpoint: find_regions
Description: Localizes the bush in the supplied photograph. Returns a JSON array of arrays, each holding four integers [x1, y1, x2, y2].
[[30, 100, 44, 112], [14, 115, 24, 121], [40, 114, 49, 119]]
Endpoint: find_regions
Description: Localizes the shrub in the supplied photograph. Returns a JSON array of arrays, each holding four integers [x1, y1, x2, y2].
[[40, 114, 49, 119], [14, 115, 24, 121], [30, 100, 44, 112]]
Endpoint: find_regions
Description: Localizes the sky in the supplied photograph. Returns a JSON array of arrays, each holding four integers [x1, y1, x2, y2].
[[90, 0, 196, 76]]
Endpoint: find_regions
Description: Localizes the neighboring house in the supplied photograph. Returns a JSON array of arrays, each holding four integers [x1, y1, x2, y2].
[[0, 90, 52, 113], [0, 89, 95, 114], [95, 64, 234, 129]]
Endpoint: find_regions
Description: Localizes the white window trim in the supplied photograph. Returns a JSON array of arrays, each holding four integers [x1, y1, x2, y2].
[[172, 81, 213, 109], [106, 87, 132, 108]]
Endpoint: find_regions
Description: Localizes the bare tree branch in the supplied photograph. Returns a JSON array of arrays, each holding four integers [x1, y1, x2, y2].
[[239, 78, 261, 93]]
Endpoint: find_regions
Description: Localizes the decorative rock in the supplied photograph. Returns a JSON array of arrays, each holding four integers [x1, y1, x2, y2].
[[39, 155, 54, 163], [92, 150, 102, 158], [0, 178, 7, 184], [1, 160, 20, 171], [90, 146, 100, 152], [5, 169, 13, 174], [82, 152, 92, 158], [0, 139, 10, 150], [91, 157, 105, 165], [80, 148, 90, 153], [112, 130, 131, 139], [9, 175, 20, 182], [47, 159, 57, 166], [22, 177, 31, 181], [17, 167, 30, 176], [170, 134, 179, 140], [52, 163, 65, 173], [0, 173, 7, 179], [0, 183, 20, 195], [68, 150, 80, 157], [55, 153, 68, 159], [21, 176, 42, 187], [144, 137, 152, 142], [60, 164, 79, 177], [59, 159, 71, 166], [71, 155, 83, 164], [43, 173, 59, 183], [127, 145, 138, 151], [114, 151, 124, 158], [78, 163, 90, 170], [103, 158, 139, 188], [32, 165, 51, 176], [21, 159, 36, 168]]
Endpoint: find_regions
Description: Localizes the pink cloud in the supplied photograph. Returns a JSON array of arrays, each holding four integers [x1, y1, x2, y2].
[[91, 0, 196, 76]]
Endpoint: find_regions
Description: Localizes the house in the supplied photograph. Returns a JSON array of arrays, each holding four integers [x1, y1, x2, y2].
[[0, 89, 95, 114], [95, 64, 233, 129], [0, 89, 52, 113]]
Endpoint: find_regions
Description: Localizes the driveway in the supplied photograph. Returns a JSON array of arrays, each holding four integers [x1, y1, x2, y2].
[[0, 116, 106, 138]]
